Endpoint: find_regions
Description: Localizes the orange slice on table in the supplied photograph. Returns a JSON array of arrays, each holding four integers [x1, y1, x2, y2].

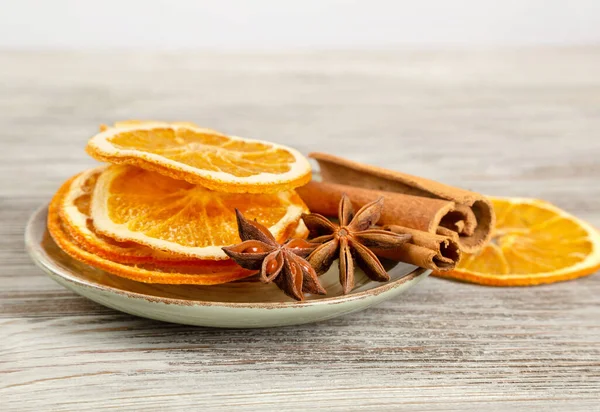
[[49, 178, 256, 285], [434, 197, 600, 286], [90, 165, 309, 260], [86, 121, 312, 193]]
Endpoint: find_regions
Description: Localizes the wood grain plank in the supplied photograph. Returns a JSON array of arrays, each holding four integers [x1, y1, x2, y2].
[[1, 48, 599, 411]]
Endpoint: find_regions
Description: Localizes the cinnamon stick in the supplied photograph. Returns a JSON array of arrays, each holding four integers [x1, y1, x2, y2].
[[374, 225, 461, 271], [308, 153, 495, 253], [297, 181, 469, 234]]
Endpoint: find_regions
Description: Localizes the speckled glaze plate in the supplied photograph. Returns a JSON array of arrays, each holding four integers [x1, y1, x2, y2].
[[25, 206, 430, 328]]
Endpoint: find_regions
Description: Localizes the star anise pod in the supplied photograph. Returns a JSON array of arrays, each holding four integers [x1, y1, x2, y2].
[[222, 209, 326, 301], [302, 195, 412, 294]]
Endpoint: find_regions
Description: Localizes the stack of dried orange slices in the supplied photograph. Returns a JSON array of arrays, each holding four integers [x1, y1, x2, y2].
[[48, 121, 312, 284]]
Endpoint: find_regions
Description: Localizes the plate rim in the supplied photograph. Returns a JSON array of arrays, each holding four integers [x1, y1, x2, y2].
[[26, 205, 430, 309]]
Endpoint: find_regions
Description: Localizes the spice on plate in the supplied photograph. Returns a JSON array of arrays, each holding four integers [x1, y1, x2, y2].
[[302, 195, 411, 294], [223, 210, 325, 301]]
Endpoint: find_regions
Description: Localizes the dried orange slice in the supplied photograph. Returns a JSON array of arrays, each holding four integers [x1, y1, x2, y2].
[[48, 178, 256, 284], [60, 166, 155, 263], [60, 167, 204, 264], [86, 122, 312, 193], [90, 165, 309, 260], [434, 197, 600, 286], [61, 167, 307, 264]]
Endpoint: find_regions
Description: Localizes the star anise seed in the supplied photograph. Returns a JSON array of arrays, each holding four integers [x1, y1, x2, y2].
[[222, 209, 325, 301], [302, 195, 412, 294]]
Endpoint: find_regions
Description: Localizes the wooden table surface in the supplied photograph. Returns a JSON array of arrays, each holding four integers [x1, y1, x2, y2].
[[1, 48, 599, 411]]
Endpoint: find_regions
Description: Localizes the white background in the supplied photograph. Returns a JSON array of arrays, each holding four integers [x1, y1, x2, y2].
[[1, 0, 599, 50]]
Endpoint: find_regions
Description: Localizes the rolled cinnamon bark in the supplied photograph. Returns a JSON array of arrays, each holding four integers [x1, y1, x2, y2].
[[308, 152, 495, 253], [373, 225, 461, 271], [297, 181, 471, 234]]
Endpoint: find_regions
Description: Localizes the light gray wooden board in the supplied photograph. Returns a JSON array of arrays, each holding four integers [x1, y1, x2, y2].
[[1, 49, 599, 411]]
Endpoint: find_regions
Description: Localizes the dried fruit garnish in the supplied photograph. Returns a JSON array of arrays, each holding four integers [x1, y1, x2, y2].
[[222, 210, 325, 301], [302, 195, 412, 294]]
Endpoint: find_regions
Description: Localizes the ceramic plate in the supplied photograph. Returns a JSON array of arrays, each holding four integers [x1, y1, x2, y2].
[[25, 206, 430, 328]]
